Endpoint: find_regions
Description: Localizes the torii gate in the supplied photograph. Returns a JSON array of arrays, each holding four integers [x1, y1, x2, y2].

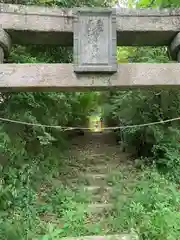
[[0, 4, 180, 90]]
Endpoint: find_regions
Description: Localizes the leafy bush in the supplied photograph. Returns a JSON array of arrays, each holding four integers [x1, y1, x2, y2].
[[0, 0, 106, 239], [111, 170, 180, 240], [105, 44, 180, 179]]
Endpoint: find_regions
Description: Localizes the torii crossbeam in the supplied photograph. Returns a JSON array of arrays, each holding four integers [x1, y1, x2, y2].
[[0, 4, 180, 91]]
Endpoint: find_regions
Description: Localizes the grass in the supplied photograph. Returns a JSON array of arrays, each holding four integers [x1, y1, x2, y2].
[[110, 170, 180, 239], [0, 147, 180, 240]]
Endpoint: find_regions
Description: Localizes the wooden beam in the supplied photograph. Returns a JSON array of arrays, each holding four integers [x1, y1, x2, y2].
[[1, 4, 180, 46], [0, 63, 179, 91]]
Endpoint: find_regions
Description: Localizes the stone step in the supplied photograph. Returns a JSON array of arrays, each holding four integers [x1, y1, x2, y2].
[[84, 186, 112, 203], [54, 174, 140, 194], [64, 174, 107, 186], [86, 164, 121, 174], [83, 153, 129, 165], [84, 186, 112, 194], [65, 175, 139, 189], [84, 174, 108, 186], [84, 186, 132, 203], [87, 203, 112, 213], [83, 173, 136, 187], [61, 234, 138, 240], [83, 154, 112, 164]]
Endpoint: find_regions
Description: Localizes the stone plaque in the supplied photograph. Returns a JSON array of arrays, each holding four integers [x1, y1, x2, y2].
[[73, 8, 117, 73]]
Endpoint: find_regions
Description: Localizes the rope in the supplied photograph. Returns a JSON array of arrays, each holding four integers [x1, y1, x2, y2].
[[0, 116, 179, 131]]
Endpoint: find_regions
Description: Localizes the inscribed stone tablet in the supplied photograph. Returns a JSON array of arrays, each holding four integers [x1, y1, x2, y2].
[[73, 8, 117, 72]]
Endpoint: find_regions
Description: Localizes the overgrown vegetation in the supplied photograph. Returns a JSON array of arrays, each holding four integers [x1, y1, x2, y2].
[[0, 0, 104, 238], [104, 0, 180, 182], [0, 0, 180, 239], [1, 142, 180, 240], [110, 169, 180, 240]]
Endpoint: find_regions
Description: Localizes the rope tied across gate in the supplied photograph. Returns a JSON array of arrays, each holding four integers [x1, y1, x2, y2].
[[0, 116, 179, 131]]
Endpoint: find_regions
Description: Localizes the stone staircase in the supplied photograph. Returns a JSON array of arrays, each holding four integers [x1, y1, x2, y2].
[[63, 131, 138, 240]]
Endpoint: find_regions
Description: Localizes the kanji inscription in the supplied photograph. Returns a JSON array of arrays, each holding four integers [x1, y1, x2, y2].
[[73, 8, 117, 72]]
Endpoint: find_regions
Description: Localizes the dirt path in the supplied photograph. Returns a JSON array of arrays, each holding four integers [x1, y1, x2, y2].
[[36, 130, 179, 240], [59, 131, 139, 240]]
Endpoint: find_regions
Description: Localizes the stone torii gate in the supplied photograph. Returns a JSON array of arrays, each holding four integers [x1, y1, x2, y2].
[[1, 4, 180, 240], [0, 4, 180, 91]]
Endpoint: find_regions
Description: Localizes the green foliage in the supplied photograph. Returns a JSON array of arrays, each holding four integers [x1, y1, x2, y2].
[[0, 0, 103, 238], [104, 0, 180, 181], [1, 149, 179, 240], [1, 0, 180, 239], [107, 47, 180, 179], [111, 170, 180, 240], [136, 0, 180, 8], [1, 33, 100, 164]]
